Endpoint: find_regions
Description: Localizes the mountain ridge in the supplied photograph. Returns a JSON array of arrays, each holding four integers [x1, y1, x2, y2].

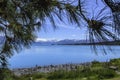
[[34, 39, 120, 45]]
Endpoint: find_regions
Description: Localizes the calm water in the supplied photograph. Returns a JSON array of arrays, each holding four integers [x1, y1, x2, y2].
[[9, 45, 120, 68]]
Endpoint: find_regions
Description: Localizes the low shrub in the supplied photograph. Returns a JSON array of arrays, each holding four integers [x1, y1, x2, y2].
[[98, 68, 116, 79]]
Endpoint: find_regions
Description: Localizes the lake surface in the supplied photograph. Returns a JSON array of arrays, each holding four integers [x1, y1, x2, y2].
[[9, 45, 120, 68]]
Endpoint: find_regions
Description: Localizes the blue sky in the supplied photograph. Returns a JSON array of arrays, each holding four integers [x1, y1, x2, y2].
[[37, 23, 87, 40], [36, 0, 105, 40]]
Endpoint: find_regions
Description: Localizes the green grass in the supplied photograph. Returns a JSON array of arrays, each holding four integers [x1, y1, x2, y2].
[[104, 76, 120, 80]]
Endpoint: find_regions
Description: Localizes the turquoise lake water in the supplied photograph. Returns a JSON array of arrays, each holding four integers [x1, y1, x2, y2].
[[9, 45, 120, 68]]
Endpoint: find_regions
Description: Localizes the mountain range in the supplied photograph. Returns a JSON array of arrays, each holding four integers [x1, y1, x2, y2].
[[34, 39, 90, 45], [34, 39, 120, 45], [0, 36, 120, 45]]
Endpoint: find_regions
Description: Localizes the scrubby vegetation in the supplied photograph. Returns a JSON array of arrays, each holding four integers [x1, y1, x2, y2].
[[2, 58, 120, 80]]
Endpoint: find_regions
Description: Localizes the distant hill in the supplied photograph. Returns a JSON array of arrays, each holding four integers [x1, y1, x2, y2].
[[33, 39, 120, 45], [34, 39, 91, 45], [1, 36, 120, 46]]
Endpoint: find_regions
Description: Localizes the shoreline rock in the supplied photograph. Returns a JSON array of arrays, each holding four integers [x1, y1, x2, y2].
[[12, 62, 92, 76]]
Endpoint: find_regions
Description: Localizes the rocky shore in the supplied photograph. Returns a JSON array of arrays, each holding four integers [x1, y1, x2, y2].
[[12, 62, 92, 76]]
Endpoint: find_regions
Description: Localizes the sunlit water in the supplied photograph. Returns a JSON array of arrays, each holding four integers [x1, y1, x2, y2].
[[9, 45, 120, 68]]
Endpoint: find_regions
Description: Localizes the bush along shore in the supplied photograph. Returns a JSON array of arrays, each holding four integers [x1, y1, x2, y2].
[[1, 58, 120, 80]]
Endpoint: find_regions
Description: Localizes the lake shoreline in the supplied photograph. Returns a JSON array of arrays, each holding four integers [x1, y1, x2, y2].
[[12, 58, 119, 76], [12, 62, 92, 76], [2, 58, 120, 80]]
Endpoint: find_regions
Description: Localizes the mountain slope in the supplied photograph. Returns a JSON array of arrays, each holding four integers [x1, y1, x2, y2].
[[34, 39, 120, 45]]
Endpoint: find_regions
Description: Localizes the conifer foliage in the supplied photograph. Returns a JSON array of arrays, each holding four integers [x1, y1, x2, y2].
[[0, 0, 120, 67]]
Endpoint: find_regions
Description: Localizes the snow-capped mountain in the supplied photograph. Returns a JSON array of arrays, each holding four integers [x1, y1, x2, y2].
[[34, 39, 90, 45], [34, 38, 120, 45]]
